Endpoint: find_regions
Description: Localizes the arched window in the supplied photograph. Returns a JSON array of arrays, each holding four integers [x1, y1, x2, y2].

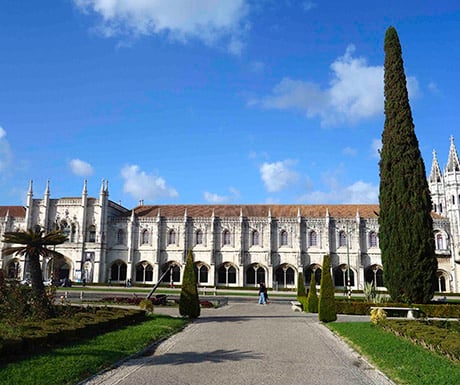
[[222, 230, 231, 245], [308, 230, 317, 247], [333, 265, 355, 287], [117, 229, 125, 245], [217, 263, 237, 285], [88, 225, 96, 243], [7, 259, 20, 279], [70, 224, 76, 243], [364, 265, 384, 288], [436, 271, 447, 292], [135, 262, 153, 282], [252, 230, 259, 246], [246, 264, 265, 285], [60, 220, 70, 241], [110, 261, 127, 281], [368, 231, 378, 248], [162, 263, 181, 284], [280, 230, 288, 246], [435, 233, 444, 250], [305, 265, 322, 286], [275, 264, 295, 288], [168, 229, 176, 245], [142, 230, 149, 245], [338, 231, 347, 247], [195, 263, 209, 284], [196, 229, 203, 245]]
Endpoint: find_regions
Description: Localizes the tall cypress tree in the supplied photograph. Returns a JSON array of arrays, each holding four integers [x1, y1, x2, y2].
[[318, 254, 336, 322], [379, 26, 437, 304], [179, 250, 201, 318]]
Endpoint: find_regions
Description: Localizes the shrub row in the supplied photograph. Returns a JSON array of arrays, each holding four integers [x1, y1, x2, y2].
[[0, 307, 146, 363], [335, 301, 460, 318], [381, 319, 460, 362]]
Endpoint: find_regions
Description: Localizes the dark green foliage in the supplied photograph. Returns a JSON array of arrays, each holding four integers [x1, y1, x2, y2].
[[379, 26, 437, 304], [306, 272, 318, 313], [318, 254, 337, 322], [298, 296, 308, 311], [297, 272, 306, 298], [2, 227, 68, 316], [179, 250, 200, 319]]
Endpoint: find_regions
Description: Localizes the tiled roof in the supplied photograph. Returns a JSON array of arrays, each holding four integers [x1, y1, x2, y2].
[[131, 204, 381, 219], [0, 206, 26, 217]]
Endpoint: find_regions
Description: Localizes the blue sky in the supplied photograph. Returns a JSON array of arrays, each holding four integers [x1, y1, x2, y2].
[[1, 1, 459, 208]]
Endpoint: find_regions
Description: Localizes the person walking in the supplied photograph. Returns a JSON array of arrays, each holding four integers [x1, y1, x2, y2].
[[258, 282, 267, 305]]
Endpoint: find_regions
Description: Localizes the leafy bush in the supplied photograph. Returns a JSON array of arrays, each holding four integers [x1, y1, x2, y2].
[[318, 254, 337, 322]]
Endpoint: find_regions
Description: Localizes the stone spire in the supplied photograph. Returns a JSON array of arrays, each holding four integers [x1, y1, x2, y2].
[[429, 149, 443, 183], [446, 135, 460, 173]]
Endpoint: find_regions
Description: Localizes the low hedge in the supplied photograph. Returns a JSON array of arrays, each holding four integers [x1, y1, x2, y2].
[[381, 319, 460, 362], [335, 300, 460, 318], [0, 307, 147, 363]]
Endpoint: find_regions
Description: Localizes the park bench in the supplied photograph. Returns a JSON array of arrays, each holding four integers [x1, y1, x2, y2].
[[370, 306, 424, 319], [290, 301, 303, 312]]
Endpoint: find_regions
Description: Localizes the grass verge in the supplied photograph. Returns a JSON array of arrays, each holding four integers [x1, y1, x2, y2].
[[0, 314, 188, 385], [328, 322, 460, 385]]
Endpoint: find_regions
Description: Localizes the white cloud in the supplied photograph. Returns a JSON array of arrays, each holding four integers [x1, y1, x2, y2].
[[428, 81, 440, 94], [371, 138, 382, 159], [73, 0, 249, 54], [70, 158, 94, 176], [204, 191, 228, 203], [299, 180, 378, 204], [302, 1, 317, 12], [260, 159, 299, 192], [204, 187, 240, 203], [342, 147, 357, 157], [0, 126, 12, 172], [250, 45, 423, 126], [121, 164, 178, 201]]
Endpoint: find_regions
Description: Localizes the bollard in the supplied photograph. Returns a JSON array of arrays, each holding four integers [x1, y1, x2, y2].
[[80, 291, 84, 300]]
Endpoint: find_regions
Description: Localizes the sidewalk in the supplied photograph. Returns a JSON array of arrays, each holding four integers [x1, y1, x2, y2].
[[81, 302, 395, 385]]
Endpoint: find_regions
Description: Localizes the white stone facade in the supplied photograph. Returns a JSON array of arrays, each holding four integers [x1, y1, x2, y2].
[[1, 139, 460, 293]]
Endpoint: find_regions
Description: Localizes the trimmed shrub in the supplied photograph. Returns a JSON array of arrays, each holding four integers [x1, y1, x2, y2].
[[318, 254, 337, 322], [306, 273, 318, 313], [179, 250, 200, 319], [297, 272, 306, 298], [298, 296, 308, 311]]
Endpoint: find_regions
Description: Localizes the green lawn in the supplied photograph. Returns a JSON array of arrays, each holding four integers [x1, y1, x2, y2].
[[328, 322, 460, 385], [0, 314, 188, 385]]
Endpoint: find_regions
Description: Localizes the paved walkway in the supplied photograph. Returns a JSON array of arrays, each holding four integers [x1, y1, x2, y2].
[[82, 302, 395, 385]]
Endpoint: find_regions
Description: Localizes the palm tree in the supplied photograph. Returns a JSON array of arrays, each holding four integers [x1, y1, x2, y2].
[[2, 227, 68, 301]]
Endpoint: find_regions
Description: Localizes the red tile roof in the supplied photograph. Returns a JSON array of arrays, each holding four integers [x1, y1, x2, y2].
[[131, 204, 381, 219], [0, 206, 26, 217]]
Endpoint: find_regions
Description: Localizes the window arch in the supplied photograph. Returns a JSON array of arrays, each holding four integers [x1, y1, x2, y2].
[[217, 263, 237, 285], [60, 220, 70, 241], [364, 265, 384, 288], [117, 229, 125, 245], [333, 264, 355, 287], [195, 263, 209, 284], [162, 262, 181, 284], [195, 229, 203, 245], [305, 264, 322, 286], [7, 259, 20, 279], [88, 225, 96, 243], [338, 231, 347, 247], [435, 232, 444, 250], [368, 231, 378, 248], [275, 264, 295, 288], [308, 230, 317, 247], [246, 264, 265, 285], [135, 261, 153, 282], [222, 229, 231, 246], [141, 229, 149, 245], [168, 229, 176, 245], [280, 230, 288, 246], [110, 260, 127, 281], [70, 224, 76, 242], [251, 230, 259, 246]]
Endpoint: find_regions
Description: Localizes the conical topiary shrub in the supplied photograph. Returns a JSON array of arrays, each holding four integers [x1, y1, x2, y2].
[[179, 250, 200, 319], [306, 272, 318, 313], [318, 254, 337, 322], [297, 272, 306, 297]]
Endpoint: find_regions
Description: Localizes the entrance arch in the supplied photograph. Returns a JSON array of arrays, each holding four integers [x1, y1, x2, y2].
[[246, 263, 266, 286], [274, 264, 296, 288]]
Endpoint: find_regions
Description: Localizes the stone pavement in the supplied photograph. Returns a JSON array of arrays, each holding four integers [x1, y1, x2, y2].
[[81, 302, 395, 385]]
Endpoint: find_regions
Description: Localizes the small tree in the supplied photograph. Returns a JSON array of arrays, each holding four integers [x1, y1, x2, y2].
[[179, 250, 200, 319], [306, 272, 318, 313], [297, 272, 306, 297], [318, 254, 337, 322], [2, 227, 67, 317]]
